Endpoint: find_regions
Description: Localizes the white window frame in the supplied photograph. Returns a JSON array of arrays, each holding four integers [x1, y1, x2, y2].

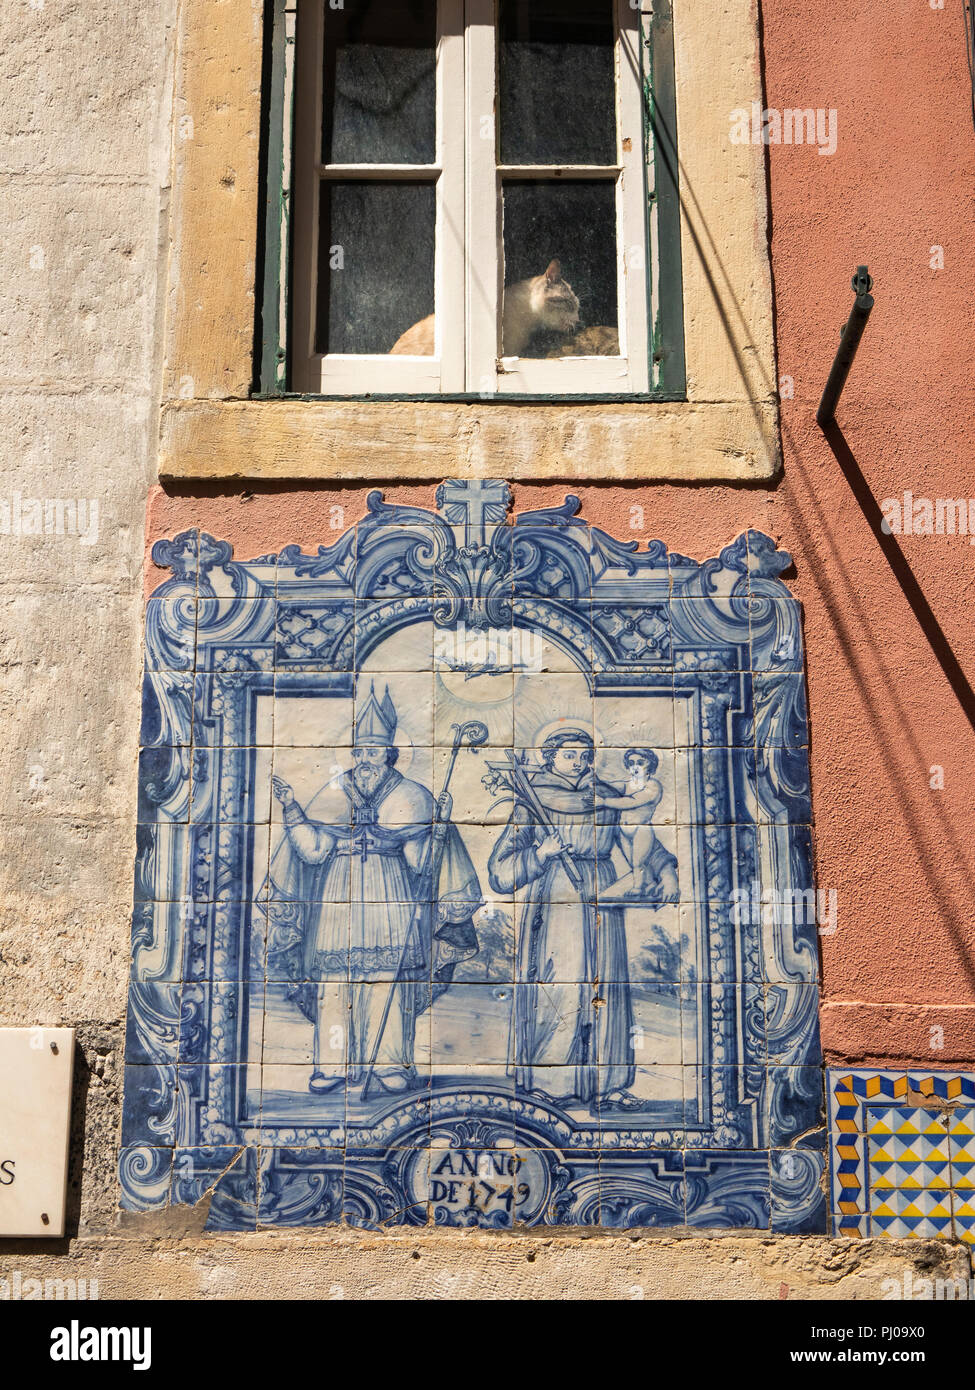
[[292, 0, 649, 397]]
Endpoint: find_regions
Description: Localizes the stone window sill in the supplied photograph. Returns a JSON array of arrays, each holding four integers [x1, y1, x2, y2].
[[160, 398, 779, 481]]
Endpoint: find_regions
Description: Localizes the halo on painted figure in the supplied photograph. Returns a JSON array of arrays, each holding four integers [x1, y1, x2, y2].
[[530, 719, 603, 752]]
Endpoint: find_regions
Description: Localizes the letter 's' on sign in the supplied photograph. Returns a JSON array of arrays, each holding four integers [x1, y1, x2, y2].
[[0, 1027, 74, 1236]]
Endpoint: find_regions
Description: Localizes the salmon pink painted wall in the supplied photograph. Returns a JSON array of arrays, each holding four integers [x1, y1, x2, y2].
[[146, 1, 975, 1067]]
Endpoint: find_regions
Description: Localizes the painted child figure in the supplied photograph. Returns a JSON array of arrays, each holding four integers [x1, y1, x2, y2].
[[596, 748, 680, 903]]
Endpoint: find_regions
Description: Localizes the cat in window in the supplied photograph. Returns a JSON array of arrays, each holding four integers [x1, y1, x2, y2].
[[541, 324, 619, 357], [390, 258, 580, 356]]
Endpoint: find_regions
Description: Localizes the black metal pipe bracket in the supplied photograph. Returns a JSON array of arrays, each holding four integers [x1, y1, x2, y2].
[[816, 266, 875, 428]]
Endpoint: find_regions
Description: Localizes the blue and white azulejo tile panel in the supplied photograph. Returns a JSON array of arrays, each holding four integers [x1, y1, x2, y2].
[[121, 481, 823, 1231]]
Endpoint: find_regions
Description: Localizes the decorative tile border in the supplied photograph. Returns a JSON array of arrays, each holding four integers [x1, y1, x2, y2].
[[828, 1069, 975, 1243], [122, 482, 823, 1230]]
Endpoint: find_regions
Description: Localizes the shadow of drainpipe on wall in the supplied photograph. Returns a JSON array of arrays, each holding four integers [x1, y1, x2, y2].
[[817, 265, 975, 734]]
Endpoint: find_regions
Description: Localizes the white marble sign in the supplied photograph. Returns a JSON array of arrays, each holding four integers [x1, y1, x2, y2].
[[0, 1027, 74, 1236]]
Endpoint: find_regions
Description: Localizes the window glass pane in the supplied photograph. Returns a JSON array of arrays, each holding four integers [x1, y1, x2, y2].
[[498, 0, 617, 166], [317, 182, 436, 355], [322, 0, 437, 165], [501, 180, 619, 358]]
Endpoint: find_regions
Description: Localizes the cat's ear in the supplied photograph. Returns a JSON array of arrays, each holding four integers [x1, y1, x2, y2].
[[544, 259, 561, 283]]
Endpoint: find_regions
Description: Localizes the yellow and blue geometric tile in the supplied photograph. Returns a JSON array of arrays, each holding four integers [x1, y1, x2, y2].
[[869, 1187, 954, 1239], [950, 1192, 975, 1245], [828, 1070, 975, 1243]]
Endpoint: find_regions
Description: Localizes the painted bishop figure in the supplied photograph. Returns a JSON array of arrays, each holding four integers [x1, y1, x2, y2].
[[269, 684, 481, 1097]]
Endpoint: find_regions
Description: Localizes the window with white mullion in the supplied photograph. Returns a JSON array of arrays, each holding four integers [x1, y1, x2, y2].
[[293, 0, 464, 394], [465, 0, 502, 396], [485, 0, 649, 395], [291, 0, 650, 397]]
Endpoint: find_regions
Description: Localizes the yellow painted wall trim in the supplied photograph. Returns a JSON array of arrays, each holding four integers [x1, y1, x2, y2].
[[160, 397, 778, 481], [163, 0, 264, 402], [160, 0, 779, 481]]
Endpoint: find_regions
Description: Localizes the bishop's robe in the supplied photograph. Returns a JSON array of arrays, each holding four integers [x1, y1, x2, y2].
[[266, 765, 480, 1081]]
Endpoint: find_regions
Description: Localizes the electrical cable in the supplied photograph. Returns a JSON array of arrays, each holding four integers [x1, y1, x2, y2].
[[965, 0, 975, 134]]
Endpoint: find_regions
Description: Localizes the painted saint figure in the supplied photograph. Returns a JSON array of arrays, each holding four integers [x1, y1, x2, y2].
[[268, 685, 481, 1096], [487, 729, 678, 1111], [594, 748, 680, 902]]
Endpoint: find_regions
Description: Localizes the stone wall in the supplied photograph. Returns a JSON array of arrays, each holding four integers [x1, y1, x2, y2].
[[0, 0, 174, 1237]]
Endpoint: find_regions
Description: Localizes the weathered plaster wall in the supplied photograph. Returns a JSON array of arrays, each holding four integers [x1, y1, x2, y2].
[[0, 0, 175, 1233], [761, 0, 975, 1062], [2, 0, 974, 1295]]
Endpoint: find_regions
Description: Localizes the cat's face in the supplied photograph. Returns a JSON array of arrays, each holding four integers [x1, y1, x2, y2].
[[530, 259, 580, 335]]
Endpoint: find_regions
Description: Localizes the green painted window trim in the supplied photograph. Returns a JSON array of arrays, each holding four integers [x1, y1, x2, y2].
[[254, 0, 686, 402], [645, 0, 686, 397], [256, 0, 294, 395]]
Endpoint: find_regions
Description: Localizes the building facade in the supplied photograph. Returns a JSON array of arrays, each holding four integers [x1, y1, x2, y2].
[[1, 0, 973, 1296]]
